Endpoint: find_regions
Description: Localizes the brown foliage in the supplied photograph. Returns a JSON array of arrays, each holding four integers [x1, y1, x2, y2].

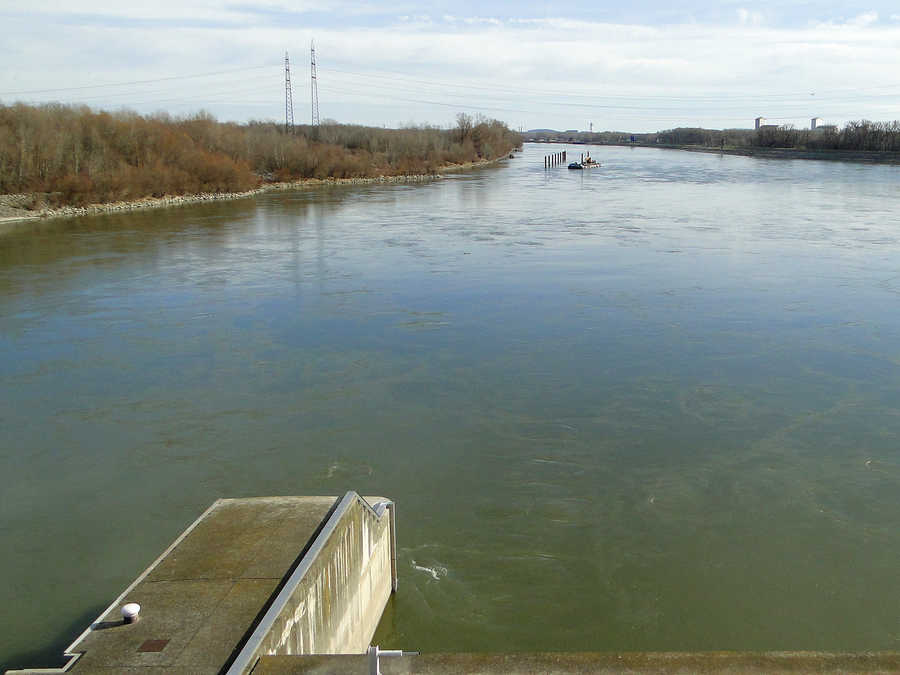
[[0, 102, 521, 206]]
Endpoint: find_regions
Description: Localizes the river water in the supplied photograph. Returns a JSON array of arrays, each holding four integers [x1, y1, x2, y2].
[[2, 144, 900, 668]]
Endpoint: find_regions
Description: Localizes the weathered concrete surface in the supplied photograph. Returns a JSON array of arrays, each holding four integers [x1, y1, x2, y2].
[[253, 651, 900, 674], [6, 496, 341, 674], [6, 494, 398, 675], [231, 493, 395, 670], [70, 496, 338, 674]]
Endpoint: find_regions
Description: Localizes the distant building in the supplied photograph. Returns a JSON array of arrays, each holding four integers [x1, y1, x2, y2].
[[755, 116, 766, 130], [810, 117, 822, 130], [812, 124, 838, 133]]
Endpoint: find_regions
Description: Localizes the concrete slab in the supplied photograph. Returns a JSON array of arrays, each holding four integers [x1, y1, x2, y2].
[[67, 496, 339, 673], [174, 579, 279, 669], [151, 497, 337, 581]]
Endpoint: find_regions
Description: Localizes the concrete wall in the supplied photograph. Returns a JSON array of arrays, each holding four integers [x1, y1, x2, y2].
[[229, 493, 396, 673], [261, 497, 393, 655]]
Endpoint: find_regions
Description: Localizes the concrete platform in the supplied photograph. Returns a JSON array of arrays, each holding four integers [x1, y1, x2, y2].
[[70, 496, 337, 674], [8, 493, 397, 675], [254, 651, 900, 674]]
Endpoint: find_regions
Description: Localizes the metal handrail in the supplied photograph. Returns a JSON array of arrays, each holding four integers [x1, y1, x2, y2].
[[226, 491, 397, 674], [367, 646, 419, 675]]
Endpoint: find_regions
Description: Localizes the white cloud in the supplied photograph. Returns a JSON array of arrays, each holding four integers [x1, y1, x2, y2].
[[398, 14, 434, 26], [848, 11, 879, 26], [736, 8, 764, 26], [814, 10, 880, 28], [462, 17, 502, 26], [5, 0, 387, 24]]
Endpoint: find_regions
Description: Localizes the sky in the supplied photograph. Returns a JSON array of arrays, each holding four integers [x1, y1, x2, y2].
[[2, 0, 900, 132]]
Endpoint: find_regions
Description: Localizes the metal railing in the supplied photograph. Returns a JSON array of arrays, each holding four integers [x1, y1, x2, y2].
[[226, 491, 397, 675]]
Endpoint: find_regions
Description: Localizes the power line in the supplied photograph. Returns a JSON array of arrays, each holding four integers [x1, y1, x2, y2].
[[0, 65, 276, 96], [319, 81, 883, 120], [317, 82, 886, 125], [320, 63, 900, 104], [22, 66, 897, 120], [120, 83, 279, 107], [4, 58, 894, 129]]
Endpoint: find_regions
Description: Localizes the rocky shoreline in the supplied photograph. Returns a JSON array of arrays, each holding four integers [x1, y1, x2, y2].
[[0, 156, 509, 227], [0, 174, 444, 225]]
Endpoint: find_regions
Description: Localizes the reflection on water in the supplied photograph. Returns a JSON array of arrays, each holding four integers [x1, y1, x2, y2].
[[2, 145, 900, 667]]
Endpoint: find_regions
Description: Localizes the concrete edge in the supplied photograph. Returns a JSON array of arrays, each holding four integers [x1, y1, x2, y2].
[[359, 496, 397, 592], [59, 499, 224, 672], [251, 650, 900, 674], [225, 492, 394, 675]]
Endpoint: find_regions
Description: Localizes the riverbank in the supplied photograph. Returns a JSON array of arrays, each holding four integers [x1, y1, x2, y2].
[[1, 104, 522, 221], [0, 156, 509, 228], [643, 143, 900, 164]]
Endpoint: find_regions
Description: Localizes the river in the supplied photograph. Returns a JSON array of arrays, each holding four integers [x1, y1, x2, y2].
[[2, 143, 900, 668]]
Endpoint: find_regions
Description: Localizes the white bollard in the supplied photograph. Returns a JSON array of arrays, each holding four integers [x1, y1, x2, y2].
[[121, 603, 141, 624]]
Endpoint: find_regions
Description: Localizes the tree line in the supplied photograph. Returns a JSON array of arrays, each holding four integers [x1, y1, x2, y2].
[[524, 120, 900, 152], [750, 120, 900, 151], [0, 103, 521, 206]]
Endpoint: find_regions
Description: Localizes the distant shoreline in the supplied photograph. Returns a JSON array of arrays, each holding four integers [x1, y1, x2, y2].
[[530, 141, 900, 165], [0, 157, 508, 229]]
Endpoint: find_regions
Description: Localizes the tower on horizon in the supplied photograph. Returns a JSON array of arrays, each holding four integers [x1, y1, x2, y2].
[[284, 51, 294, 134], [310, 40, 320, 126]]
